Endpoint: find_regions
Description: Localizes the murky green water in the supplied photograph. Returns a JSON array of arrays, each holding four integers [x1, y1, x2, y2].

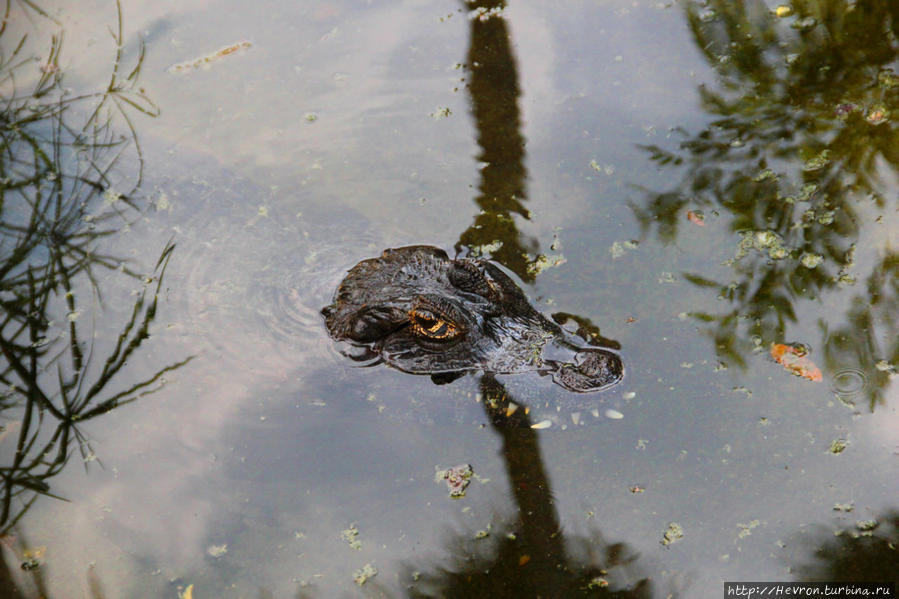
[[2, 0, 897, 597]]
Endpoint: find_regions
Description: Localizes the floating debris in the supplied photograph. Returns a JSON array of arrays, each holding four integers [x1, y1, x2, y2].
[[879, 70, 899, 89], [167, 41, 252, 74], [829, 439, 848, 454], [833, 502, 854, 512], [773, 5, 792, 17], [609, 240, 638, 259], [802, 149, 830, 171], [661, 522, 684, 546], [303, 112, 318, 122], [686, 210, 705, 226], [587, 576, 610, 589], [530, 419, 553, 430], [206, 543, 228, 558], [754, 168, 778, 181], [604, 409, 623, 420], [436, 464, 473, 498], [629, 485, 645, 493], [732, 386, 753, 398], [799, 252, 823, 269], [468, 240, 503, 257], [875, 360, 897, 376], [736, 520, 760, 539], [817, 210, 835, 225], [770, 343, 822, 382], [469, 5, 504, 21], [790, 16, 817, 31], [589, 160, 615, 175], [102, 188, 122, 204], [20, 546, 45, 571], [429, 106, 452, 119], [155, 192, 171, 212], [527, 253, 566, 277], [836, 273, 857, 287], [866, 105, 889, 125], [341, 524, 362, 549], [20, 559, 39, 571], [353, 563, 378, 586], [834, 102, 858, 119], [739, 230, 791, 261], [180, 584, 194, 599], [856, 519, 878, 532]]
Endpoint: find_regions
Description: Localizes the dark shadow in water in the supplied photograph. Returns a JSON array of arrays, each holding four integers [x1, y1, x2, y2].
[[632, 0, 899, 409], [453, 0, 539, 282], [321, 0, 623, 393], [390, 375, 654, 599], [0, 0, 190, 592], [790, 508, 899, 583], [310, 2, 642, 598], [320, 3, 645, 597]]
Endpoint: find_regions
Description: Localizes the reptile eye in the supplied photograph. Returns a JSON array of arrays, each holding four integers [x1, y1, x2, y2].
[[409, 308, 463, 341]]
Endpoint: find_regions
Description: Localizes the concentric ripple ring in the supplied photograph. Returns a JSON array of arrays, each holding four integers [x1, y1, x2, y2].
[[830, 368, 867, 397]]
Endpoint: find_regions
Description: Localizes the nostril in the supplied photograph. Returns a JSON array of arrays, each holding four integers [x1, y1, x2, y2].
[[572, 349, 624, 388]]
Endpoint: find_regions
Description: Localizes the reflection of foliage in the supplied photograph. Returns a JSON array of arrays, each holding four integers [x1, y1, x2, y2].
[[634, 0, 899, 407], [403, 519, 651, 598], [0, 0, 188, 543], [819, 252, 899, 408], [0, 244, 189, 534], [793, 510, 899, 582]]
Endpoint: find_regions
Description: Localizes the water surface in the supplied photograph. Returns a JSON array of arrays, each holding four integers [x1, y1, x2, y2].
[[2, 0, 897, 597]]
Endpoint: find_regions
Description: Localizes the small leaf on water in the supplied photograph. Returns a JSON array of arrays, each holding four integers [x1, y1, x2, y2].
[[686, 210, 705, 226], [770, 343, 822, 382]]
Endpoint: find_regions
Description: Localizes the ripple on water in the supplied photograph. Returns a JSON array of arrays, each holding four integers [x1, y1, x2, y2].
[[160, 163, 379, 379], [830, 368, 867, 399], [155, 157, 616, 428]]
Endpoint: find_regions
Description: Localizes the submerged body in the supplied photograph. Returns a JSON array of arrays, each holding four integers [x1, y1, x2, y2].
[[322, 246, 623, 393]]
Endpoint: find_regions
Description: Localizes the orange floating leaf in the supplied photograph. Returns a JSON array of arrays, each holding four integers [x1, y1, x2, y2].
[[770, 343, 822, 382], [686, 210, 706, 226]]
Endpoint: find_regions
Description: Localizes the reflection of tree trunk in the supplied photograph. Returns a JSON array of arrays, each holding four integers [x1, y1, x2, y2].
[[0, 548, 25, 599], [480, 375, 570, 596], [456, 0, 538, 282]]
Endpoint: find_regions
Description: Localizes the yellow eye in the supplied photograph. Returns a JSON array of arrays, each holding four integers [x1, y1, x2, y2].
[[409, 309, 462, 340]]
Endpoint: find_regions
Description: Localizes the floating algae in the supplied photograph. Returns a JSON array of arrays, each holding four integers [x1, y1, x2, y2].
[[168, 41, 252, 74], [436, 464, 473, 498], [661, 522, 684, 546]]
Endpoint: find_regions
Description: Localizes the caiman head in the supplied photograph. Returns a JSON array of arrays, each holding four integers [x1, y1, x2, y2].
[[321, 245, 623, 393]]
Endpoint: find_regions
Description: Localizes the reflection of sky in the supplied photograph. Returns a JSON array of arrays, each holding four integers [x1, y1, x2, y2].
[[8, 1, 898, 597]]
